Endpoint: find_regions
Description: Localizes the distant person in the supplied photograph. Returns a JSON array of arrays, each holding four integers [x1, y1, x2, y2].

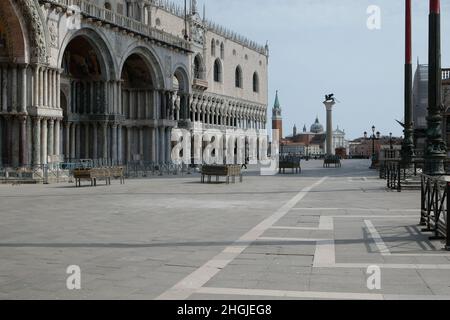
[[242, 157, 249, 170]]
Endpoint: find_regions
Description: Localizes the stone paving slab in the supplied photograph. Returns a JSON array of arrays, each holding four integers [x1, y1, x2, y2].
[[2, 160, 450, 300]]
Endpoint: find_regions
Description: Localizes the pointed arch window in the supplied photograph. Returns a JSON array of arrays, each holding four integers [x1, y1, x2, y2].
[[253, 72, 259, 93], [220, 42, 225, 59], [214, 59, 222, 83], [235, 66, 243, 88], [211, 39, 216, 56]]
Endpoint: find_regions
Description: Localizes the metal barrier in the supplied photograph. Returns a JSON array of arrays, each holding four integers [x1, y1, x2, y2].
[[0, 164, 71, 184], [384, 160, 423, 192], [125, 162, 191, 178], [420, 174, 450, 250]]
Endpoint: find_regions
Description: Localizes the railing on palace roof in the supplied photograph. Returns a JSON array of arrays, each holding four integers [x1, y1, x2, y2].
[[40, 0, 191, 52]]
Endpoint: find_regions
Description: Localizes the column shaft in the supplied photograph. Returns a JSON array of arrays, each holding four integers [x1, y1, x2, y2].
[[19, 117, 27, 165], [41, 119, 48, 165], [54, 119, 60, 160], [21, 65, 27, 113], [32, 117, 41, 165], [47, 119, 54, 161]]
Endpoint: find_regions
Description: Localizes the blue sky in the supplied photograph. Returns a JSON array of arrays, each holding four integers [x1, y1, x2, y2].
[[185, 0, 450, 139]]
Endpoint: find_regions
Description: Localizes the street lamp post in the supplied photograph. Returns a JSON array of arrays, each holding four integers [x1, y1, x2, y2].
[[390, 133, 393, 150], [365, 126, 381, 169], [424, 0, 446, 175], [401, 0, 415, 165]]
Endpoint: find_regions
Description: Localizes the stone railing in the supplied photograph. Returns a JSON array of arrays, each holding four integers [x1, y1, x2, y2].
[[41, 0, 191, 52], [204, 20, 268, 56]]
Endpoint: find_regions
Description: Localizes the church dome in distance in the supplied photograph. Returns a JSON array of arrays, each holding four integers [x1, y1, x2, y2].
[[310, 117, 324, 133]]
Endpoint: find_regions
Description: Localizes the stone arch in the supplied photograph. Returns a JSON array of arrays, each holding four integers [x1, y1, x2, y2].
[[0, 0, 30, 63], [193, 53, 205, 80], [173, 65, 190, 93], [58, 28, 117, 81], [119, 45, 165, 89]]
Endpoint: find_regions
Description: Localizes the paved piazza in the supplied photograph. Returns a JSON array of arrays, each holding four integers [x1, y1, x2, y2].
[[1, 160, 450, 300]]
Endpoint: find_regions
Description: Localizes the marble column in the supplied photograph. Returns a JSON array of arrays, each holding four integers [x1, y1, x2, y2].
[[64, 122, 71, 160], [151, 127, 157, 163], [47, 119, 54, 161], [41, 119, 48, 165], [3, 116, 11, 166], [84, 123, 89, 158], [139, 127, 144, 160], [26, 117, 32, 163], [1, 66, 7, 112], [19, 117, 28, 166], [92, 123, 98, 159], [126, 126, 132, 163], [75, 123, 81, 159], [102, 122, 108, 160], [118, 81, 123, 115], [137, 90, 142, 120], [20, 65, 27, 113], [43, 68, 48, 107], [56, 70, 61, 109], [129, 90, 134, 119], [11, 65, 17, 113], [70, 122, 76, 160], [112, 123, 118, 162], [39, 68, 44, 107], [54, 119, 60, 161], [117, 124, 123, 164], [53, 70, 57, 108], [32, 117, 41, 166], [159, 126, 165, 163], [165, 127, 172, 164], [48, 70, 53, 109]]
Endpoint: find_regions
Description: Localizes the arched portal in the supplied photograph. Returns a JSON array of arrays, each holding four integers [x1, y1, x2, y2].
[[173, 67, 190, 121], [60, 33, 116, 163], [120, 53, 156, 163], [0, 1, 31, 168]]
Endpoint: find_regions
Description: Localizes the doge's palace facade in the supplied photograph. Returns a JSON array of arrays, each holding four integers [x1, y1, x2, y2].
[[0, 0, 268, 168]]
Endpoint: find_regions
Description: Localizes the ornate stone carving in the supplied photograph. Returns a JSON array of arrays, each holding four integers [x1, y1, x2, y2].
[[48, 20, 58, 49], [16, 0, 48, 63], [165, 55, 172, 78]]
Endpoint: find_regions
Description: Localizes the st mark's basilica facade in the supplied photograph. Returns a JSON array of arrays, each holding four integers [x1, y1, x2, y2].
[[0, 0, 269, 169]]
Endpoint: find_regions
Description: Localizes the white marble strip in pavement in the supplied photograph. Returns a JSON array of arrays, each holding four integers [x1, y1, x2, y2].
[[364, 220, 391, 256], [292, 208, 418, 212], [270, 226, 320, 231], [331, 263, 450, 270], [258, 237, 329, 242], [292, 207, 420, 213], [197, 287, 384, 300], [270, 216, 333, 231], [155, 177, 328, 300], [196, 287, 450, 300], [319, 216, 334, 230]]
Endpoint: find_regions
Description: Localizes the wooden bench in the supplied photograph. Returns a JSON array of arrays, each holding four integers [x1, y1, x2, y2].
[[323, 156, 342, 168], [201, 165, 243, 184], [73, 166, 125, 187], [279, 157, 302, 174], [109, 166, 125, 184], [73, 168, 97, 187]]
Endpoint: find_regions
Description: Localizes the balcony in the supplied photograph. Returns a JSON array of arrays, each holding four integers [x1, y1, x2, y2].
[[193, 78, 208, 91], [40, 0, 191, 52]]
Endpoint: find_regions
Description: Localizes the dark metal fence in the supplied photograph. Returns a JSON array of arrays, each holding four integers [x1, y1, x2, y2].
[[383, 160, 423, 192], [420, 174, 450, 250]]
